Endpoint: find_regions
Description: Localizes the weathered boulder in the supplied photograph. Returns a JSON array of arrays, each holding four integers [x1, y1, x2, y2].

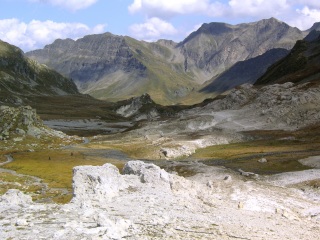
[[71, 163, 128, 208], [123, 160, 170, 184], [0, 189, 32, 206]]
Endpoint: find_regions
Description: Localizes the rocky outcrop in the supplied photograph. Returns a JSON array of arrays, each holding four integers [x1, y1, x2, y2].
[[115, 93, 160, 120], [1, 161, 320, 239], [0, 105, 74, 141], [0, 189, 32, 206], [122, 160, 170, 184], [71, 164, 129, 208], [196, 82, 320, 129], [115, 93, 183, 121]]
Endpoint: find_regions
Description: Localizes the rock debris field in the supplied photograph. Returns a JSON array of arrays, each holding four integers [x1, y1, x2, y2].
[[1, 160, 320, 239]]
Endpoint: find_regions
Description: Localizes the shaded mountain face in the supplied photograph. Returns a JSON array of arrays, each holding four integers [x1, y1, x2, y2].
[[0, 40, 79, 105], [255, 34, 320, 85], [178, 18, 305, 80], [304, 29, 320, 42], [26, 18, 306, 104], [309, 22, 320, 31], [200, 48, 290, 93]]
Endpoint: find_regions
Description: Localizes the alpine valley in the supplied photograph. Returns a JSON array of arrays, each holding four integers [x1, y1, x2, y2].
[[1, 17, 320, 240]]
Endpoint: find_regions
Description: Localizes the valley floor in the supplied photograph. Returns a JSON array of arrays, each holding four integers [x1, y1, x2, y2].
[[1, 82, 320, 239]]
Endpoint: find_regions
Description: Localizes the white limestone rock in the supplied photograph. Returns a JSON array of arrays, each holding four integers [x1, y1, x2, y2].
[[71, 163, 129, 208], [258, 158, 268, 163], [0, 189, 32, 206], [123, 160, 170, 184]]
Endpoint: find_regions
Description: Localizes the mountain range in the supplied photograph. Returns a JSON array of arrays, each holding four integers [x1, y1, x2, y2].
[[26, 17, 310, 105]]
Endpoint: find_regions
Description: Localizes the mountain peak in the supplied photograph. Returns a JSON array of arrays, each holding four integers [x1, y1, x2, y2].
[[197, 22, 232, 35], [266, 17, 282, 23], [309, 22, 320, 31]]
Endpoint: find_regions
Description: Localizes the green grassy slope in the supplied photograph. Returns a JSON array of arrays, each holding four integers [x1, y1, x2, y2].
[[255, 36, 320, 85], [0, 40, 79, 104]]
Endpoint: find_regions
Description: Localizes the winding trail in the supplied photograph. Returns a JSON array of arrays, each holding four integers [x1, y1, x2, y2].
[[0, 155, 14, 166]]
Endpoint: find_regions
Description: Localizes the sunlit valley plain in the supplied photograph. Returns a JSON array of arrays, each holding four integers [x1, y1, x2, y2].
[[1, 17, 320, 239]]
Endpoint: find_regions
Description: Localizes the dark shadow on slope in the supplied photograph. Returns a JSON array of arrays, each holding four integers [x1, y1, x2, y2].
[[200, 48, 289, 93], [255, 33, 320, 86]]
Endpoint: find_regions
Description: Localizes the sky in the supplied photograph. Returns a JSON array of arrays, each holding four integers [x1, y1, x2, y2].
[[1, 0, 320, 52]]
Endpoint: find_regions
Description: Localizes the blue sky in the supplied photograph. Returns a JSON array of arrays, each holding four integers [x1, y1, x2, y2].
[[1, 0, 320, 52]]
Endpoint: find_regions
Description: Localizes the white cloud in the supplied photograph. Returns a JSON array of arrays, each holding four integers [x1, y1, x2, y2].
[[299, 6, 320, 19], [294, 0, 320, 9], [290, 6, 320, 30], [0, 19, 106, 51], [228, 0, 290, 18], [129, 17, 177, 40], [128, 0, 212, 17], [29, 0, 98, 11], [128, 0, 292, 18]]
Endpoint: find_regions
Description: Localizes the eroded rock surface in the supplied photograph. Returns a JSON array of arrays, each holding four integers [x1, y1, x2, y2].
[[1, 161, 320, 239], [126, 82, 320, 159]]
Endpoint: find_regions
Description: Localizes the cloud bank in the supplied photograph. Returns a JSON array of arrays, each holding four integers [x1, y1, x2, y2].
[[129, 17, 177, 41], [0, 19, 105, 51]]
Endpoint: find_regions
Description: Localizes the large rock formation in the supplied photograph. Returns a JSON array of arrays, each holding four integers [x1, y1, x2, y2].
[[26, 18, 307, 104], [1, 161, 320, 239]]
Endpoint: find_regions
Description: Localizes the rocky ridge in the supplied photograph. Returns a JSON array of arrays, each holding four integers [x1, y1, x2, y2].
[[0, 40, 79, 105], [255, 29, 320, 86], [1, 160, 319, 239], [179, 18, 305, 78]]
